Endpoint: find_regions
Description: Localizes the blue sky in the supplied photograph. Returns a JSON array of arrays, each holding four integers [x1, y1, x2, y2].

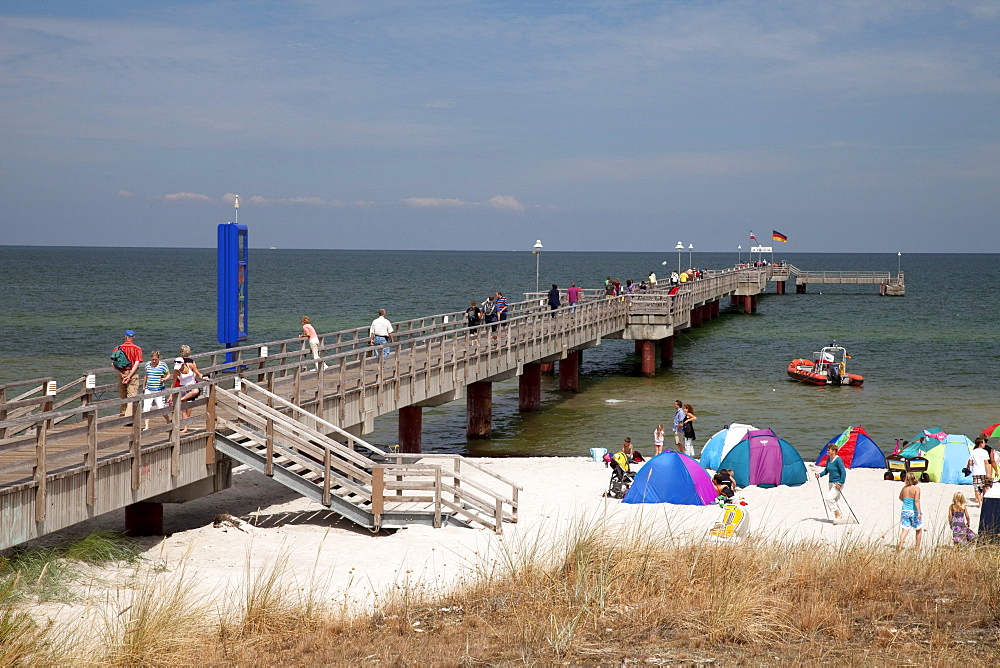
[[1, 1, 997, 252]]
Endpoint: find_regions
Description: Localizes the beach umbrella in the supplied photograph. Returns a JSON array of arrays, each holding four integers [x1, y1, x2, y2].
[[900, 428, 950, 457], [816, 426, 884, 468], [623, 451, 717, 505], [699, 423, 755, 470], [982, 424, 1000, 439]]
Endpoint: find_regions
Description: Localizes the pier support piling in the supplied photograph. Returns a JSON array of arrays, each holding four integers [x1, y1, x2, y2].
[[398, 405, 422, 453], [776, 280, 786, 295], [518, 363, 542, 412], [640, 340, 657, 377], [559, 351, 580, 392], [124, 502, 163, 537], [660, 336, 674, 368], [797, 284, 806, 294], [540, 362, 555, 376], [466, 381, 493, 439]]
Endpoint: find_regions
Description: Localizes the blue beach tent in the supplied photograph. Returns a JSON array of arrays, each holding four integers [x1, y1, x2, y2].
[[623, 451, 717, 506], [699, 423, 755, 471], [718, 428, 808, 489]]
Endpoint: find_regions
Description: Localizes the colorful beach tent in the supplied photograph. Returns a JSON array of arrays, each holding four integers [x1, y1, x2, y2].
[[699, 423, 755, 470], [815, 426, 884, 469], [623, 451, 717, 505], [899, 433, 974, 484], [719, 429, 807, 489], [982, 424, 1000, 439]]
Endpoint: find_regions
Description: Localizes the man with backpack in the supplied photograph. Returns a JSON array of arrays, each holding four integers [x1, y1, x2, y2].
[[112, 330, 143, 419]]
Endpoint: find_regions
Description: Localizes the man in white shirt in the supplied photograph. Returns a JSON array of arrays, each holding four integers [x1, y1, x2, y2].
[[970, 437, 991, 504], [369, 309, 394, 358]]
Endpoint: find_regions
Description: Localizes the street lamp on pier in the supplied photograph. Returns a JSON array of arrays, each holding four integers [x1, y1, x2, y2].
[[688, 243, 694, 270], [738, 245, 742, 266], [674, 241, 684, 274], [532, 239, 543, 293]]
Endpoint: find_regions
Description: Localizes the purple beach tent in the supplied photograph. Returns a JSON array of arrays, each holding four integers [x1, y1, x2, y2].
[[622, 451, 718, 505], [718, 428, 808, 489]]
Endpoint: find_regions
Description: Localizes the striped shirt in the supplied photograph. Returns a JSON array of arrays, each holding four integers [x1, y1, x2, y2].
[[495, 296, 508, 315], [144, 361, 171, 391]]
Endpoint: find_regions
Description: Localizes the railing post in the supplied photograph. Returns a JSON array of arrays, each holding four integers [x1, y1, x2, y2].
[[453, 457, 462, 507], [494, 498, 503, 534], [34, 418, 47, 522], [323, 447, 332, 506], [205, 383, 217, 465], [265, 414, 275, 476], [170, 392, 181, 477], [371, 466, 384, 523], [131, 404, 142, 490], [86, 408, 97, 505], [434, 466, 442, 528]]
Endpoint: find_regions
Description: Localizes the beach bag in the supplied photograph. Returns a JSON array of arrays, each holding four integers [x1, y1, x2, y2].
[[111, 346, 130, 370]]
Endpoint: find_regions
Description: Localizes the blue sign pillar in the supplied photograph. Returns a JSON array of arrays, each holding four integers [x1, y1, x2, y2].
[[218, 223, 248, 364]]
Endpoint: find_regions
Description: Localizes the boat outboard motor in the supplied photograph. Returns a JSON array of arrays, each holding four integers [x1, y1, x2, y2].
[[827, 361, 842, 385]]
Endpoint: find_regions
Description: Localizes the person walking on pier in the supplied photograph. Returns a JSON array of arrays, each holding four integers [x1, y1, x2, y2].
[[112, 330, 143, 419], [495, 291, 509, 327], [141, 350, 171, 431], [566, 283, 583, 315], [648, 271, 657, 287], [465, 300, 482, 335], [672, 399, 685, 452], [482, 295, 498, 335], [299, 316, 324, 370], [547, 284, 561, 317], [369, 309, 394, 358]]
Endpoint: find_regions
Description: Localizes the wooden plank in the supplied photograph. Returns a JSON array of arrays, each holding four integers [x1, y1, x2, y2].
[[131, 409, 142, 490], [370, 466, 384, 518]]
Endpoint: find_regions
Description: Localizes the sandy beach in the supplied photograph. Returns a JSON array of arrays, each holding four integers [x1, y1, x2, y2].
[[30, 455, 985, 629]]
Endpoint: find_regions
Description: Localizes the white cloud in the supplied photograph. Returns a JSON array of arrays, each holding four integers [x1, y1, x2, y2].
[[161, 192, 213, 203], [422, 99, 456, 109], [246, 195, 335, 206], [404, 197, 466, 208], [485, 195, 525, 212], [117, 190, 134, 198]]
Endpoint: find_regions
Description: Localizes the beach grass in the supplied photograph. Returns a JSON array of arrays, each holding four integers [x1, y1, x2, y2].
[[6, 523, 1000, 664]]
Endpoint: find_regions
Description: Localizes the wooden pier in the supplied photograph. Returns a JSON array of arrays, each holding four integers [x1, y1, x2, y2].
[[0, 263, 903, 550]]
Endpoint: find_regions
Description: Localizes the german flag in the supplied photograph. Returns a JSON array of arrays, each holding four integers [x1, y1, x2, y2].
[[772, 230, 788, 243]]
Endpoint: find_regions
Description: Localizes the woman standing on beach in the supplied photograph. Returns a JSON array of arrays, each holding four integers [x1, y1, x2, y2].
[[653, 424, 666, 456], [897, 473, 923, 550], [681, 404, 697, 457], [815, 444, 846, 523]]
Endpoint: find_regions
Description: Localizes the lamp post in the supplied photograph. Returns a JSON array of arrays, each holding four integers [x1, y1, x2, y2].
[[675, 241, 684, 274], [897, 251, 901, 276], [688, 243, 694, 270], [532, 239, 543, 293], [738, 245, 742, 266]]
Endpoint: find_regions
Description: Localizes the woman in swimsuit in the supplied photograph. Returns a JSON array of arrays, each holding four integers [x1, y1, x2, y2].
[[897, 473, 923, 550]]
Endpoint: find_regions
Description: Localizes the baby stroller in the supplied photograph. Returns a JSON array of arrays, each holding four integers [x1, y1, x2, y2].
[[604, 450, 636, 499]]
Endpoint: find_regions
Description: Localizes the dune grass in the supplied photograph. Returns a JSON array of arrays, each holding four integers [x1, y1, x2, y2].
[[5, 523, 1000, 664]]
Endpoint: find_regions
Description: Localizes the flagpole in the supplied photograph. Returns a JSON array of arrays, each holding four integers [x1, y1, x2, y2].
[[234, 195, 239, 225]]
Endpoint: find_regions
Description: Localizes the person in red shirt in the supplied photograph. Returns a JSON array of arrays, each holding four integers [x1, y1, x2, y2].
[[113, 330, 143, 419], [566, 283, 584, 315]]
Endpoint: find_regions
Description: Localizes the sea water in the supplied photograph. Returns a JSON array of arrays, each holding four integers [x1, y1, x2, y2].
[[1, 247, 996, 460]]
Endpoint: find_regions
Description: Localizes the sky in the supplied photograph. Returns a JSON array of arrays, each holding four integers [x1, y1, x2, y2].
[[1, 1, 998, 252]]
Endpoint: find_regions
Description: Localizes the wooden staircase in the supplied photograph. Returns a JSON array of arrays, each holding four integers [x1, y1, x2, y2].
[[213, 380, 521, 532]]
